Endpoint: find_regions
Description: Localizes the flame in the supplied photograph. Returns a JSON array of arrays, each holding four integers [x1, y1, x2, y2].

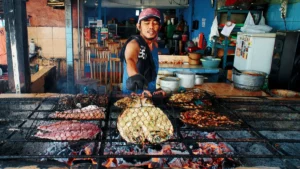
[[148, 148, 164, 168], [103, 158, 116, 168]]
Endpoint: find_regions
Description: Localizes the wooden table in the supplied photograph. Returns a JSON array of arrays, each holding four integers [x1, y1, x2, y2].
[[195, 83, 269, 97], [31, 66, 56, 93]]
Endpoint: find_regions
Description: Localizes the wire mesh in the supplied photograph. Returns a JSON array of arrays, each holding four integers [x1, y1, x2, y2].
[[0, 95, 299, 168]]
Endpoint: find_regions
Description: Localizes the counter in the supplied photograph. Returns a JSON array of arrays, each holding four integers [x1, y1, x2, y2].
[[31, 65, 56, 93], [159, 64, 220, 74], [195, 83, 269, 97], [158, 55, 220, 82]]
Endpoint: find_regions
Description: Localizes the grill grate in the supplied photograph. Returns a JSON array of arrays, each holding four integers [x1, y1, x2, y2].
[[0, 95, 299, 168]]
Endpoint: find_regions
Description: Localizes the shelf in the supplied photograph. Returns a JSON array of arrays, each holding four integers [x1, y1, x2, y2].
[[216, 44, 236, 50], [218, 27, 241, 32], [216, 9, 262, 14]]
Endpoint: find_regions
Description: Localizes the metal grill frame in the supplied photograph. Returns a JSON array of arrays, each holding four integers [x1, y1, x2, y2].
[[0, 94, 299, 168]]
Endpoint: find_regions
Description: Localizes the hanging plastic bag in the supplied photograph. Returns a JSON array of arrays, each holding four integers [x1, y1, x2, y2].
[[208, 16, 220, 46], [241, 12, 273, 33]]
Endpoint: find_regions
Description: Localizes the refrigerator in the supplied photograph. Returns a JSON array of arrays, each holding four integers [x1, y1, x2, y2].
[[233, 32, 276, 75]]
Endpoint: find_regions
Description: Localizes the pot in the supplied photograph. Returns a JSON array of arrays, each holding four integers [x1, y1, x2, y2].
[[195, 75, 207, 85], [160, 77, 180, 94], [233, 69, 266, 91], [175, 71, 195, 88]]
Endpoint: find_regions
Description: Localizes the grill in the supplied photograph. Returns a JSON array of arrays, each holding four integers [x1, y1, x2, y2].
[[0, 94, 300, 168]]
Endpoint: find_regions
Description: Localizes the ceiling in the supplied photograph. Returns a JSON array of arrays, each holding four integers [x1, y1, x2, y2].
[[84, 0, 189, 8]]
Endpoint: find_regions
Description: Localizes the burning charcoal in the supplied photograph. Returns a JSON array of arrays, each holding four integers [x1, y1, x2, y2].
[[168, 158, 187, 168], [191, 143, 200, 150]]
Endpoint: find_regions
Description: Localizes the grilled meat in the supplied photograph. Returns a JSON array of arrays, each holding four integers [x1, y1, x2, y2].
[[49, 105, 105, 120], [58, 94, 108, 110], [75, 94, 108, 107], [180, 109, 240, 127], [114, 97, 153, 108], [168, 102, 204, 109], [117, 107, 173, 144], [169, 93, 194, 103], [35, 121, 100, 140], [37, 121, 100, 132]]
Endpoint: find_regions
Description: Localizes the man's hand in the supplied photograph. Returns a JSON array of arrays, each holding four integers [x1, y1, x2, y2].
[[130, 90, 152, 98], [126, 74, 148, 91], [153, 90, 166, 97], [141, 90, 152, 98]]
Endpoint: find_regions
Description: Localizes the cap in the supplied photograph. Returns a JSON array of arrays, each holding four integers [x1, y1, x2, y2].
[[138, 8, 161, 24]]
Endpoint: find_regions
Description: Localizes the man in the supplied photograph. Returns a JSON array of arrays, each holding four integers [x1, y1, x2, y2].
[[120, 8, 165, 96], [0, 27, 7, 72]]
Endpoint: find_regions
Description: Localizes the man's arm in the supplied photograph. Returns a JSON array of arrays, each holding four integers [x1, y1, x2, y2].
[[125, 40, 140, 76]]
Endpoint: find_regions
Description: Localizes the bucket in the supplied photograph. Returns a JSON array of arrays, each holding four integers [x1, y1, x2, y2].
[[188, 53, 201, 65]]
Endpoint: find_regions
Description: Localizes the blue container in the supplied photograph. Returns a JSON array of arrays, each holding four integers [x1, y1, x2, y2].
[[200, 58, 221, 68]]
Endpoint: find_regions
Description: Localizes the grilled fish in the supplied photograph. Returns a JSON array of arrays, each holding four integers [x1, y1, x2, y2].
[[35, 121, 100, 140], [117, 107, 173, 144]]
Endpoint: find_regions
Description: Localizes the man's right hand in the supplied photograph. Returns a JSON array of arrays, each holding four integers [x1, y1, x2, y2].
[[126, 74, 148, 91]]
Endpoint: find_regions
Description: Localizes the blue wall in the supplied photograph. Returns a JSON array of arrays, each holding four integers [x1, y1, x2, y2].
[[105, 8, 139, 24], [267, 2, 300, 30], [85, 7, 168, 26], [182, 0, 215, 44]]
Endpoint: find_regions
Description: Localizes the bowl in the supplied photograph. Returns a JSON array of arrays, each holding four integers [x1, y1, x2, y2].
[[159, 77, 180, 93], [200, 58, 221, 68]]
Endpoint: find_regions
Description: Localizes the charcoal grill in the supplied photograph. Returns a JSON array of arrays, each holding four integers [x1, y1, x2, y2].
[[0, 94, 300, 168]]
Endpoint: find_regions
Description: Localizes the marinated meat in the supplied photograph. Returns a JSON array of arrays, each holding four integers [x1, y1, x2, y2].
[[117, 107, 173, 144], [49, 105, 105, 120], [35, 121, 100, 140], [180, 109, 240, 127], [169, 93, 194, 103], [57, 94, 108, 110], [168, 102, 204, 109], [114, 97, 153, 108], [75, 94, 108, 107]]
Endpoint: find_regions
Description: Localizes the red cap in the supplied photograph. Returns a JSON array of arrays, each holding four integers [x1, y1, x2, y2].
[[138, 8, 161, 24]]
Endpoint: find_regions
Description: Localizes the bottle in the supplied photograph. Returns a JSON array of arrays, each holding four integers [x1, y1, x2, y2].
[[198, 33, 207, 49], [29, 39, 35, 54], [167, 20, 173, 39], [262, 75, 269, 91]]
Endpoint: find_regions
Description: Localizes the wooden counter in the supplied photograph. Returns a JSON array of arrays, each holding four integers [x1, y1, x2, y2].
[[195, 83, 269, 97], [159, 64, 220, 74], [31, 66, 56, 93]]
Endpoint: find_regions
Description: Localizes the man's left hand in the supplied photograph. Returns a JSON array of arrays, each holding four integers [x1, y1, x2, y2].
[[153, 90, 166, 97]]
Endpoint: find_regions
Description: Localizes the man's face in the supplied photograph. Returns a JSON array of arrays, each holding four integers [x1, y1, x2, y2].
[[137, 17, 160, 40]]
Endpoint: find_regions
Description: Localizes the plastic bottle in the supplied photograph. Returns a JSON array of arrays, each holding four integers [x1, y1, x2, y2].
[[167, 20, 173, 39], [262, 75, 269, 91], [198, 33, 207, 49], [29, 39, 35, 54]]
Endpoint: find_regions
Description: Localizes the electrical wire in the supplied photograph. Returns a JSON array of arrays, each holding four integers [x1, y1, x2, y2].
[[170, 0, 188, 6]]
